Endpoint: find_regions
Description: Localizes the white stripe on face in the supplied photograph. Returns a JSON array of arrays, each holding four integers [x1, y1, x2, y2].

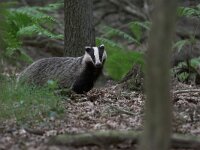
[[93, 47, 101, 65], [82, 52, 93, 64], [102, 51, 107, 61]]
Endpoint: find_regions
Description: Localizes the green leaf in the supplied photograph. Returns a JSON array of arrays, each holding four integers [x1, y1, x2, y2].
[[18, 49, 33, 63], [11, 7, 56, 23], [96, 37, 124, 49], [2, 2, 63, 63], [173, 39, 190, 52], [197, 4, 200, 10], [101, 26, 140, 44], [129, 21, 151, 31], [129, 22, 142, 41], [96, 37, 144, 80], [177, 72, 189, 82], [129, 21, 151, 42], [36, 3, 64, 12], [177, 6, 199, 17], [17, 25, 63, 39], [190, 57, 200, 68]]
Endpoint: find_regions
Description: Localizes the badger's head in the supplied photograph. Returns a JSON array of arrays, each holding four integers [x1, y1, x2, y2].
[[83, 44, 107, 68]]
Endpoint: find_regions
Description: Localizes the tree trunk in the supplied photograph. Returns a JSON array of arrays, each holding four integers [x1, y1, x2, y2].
[[139, 0, 177, 150], [64, 0, 95, 57], [0, 4, 6, 74]]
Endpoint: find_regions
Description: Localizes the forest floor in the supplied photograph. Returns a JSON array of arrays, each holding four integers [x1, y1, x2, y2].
[[0, 79, 200, 150], [1, 1, 200, 149]]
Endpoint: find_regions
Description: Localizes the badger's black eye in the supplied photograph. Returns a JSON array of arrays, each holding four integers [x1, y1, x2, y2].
[[85, 47, 91, 53]]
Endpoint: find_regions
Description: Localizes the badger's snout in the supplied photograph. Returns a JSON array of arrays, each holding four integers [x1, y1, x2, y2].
[[95, 62, 102, 68]]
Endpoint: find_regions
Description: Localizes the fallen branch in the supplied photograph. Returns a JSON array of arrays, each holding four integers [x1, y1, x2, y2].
[[109, 105, 135, 116], [173, 89, 200, 95], [171, 134, 200, 149], [49, 130, 139, 147], [49, 130, 200, 149], [24, 127, 45, 136]]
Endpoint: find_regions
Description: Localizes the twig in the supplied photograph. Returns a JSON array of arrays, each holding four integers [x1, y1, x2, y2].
[[95, 10, 118, 26], [108, 0, 147, 20], [24, 127, 45, 136], [109, 105, 135, 116], [173, 89, 200, 95]]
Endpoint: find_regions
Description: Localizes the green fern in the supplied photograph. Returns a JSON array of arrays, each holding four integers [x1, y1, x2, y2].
[[97, 21, 149, 80], [129, 21, 151, 41], [97, 4, 200, 81], [96, 38, 144, 80], [33, 3, 64, 12], [17, 24, 63, 39], [96, 37, 124, 49], [1, 2, 63, 63], [177, 4, 200, 17], [173, 39, 191, 52], [101, 26, 140, 44], [190, 57, 200, 69]]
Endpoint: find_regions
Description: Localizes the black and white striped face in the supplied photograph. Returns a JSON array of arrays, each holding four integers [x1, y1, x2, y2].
[[83, 44, 107, 68]]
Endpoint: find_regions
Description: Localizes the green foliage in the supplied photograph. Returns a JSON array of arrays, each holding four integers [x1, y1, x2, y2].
[[173, 39, 191, 52], [190, 57, 200, 69], [46, 79, 59, 90], [101, 26, 140, 44], [176, 71, 189, 83], [0, 77, 64, 123], [97, 21, 149, 80], [174, 3, 200, 83], [97, 3, 200, 82], [175, 57, 200, 83], [177, 1, 200, 53], [1, 2, 63, 63], [177, 4, 200, 17], [96, 37, 144, 80], [129, 21, 151, 42]]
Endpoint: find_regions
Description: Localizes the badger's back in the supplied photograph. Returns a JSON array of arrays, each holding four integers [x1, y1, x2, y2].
[[18, 44, 107, 94], [18, 57, 83, 88]]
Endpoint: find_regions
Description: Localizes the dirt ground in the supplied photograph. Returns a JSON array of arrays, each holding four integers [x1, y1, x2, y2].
[[0, 80, 200, 150]]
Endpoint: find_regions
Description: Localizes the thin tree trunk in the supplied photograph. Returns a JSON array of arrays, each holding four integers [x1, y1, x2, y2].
[[0, 4, 6, 74], [139, 0, 177, 150], [64, 0, 95, 57]]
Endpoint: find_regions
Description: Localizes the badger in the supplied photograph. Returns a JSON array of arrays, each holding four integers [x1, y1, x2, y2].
[[17, 44, 107, 94]]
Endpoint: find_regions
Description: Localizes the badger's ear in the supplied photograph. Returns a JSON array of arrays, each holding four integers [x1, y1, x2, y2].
[[99, 44, 104, 50], [85, 46, 91, 53]]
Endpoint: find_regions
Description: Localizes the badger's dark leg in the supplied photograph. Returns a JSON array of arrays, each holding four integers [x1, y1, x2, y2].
[[72, 64, 102, 94], [72, 80, 94, 94]]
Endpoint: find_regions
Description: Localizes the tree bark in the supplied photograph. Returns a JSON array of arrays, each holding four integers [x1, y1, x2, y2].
[[0, 4, 6, 74], [64, 0, 95, 57], [139, 0, 177, 150]]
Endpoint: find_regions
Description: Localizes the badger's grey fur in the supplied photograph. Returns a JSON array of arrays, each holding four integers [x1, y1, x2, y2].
[[18, 44, 107, 94]]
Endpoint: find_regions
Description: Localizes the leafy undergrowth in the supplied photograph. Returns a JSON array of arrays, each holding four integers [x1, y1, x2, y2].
[[0, 77, 64, 125], [0, 79, 200, 150]]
